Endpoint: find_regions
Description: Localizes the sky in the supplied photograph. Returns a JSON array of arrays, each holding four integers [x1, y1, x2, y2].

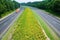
[[15, 0, 43, 3]]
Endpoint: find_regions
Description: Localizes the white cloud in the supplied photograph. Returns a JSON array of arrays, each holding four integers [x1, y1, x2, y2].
[[15, 0, 43, 3]]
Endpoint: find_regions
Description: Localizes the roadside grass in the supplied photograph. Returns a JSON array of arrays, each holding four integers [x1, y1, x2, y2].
[[33, 10, 60, 40], [2, 8, 48, 40], [45, 9, 60, 17], [0, 10, 14, 18]]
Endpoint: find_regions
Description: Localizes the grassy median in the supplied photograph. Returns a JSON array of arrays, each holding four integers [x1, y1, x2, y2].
[[2, 7, 60, 40], [2, 8, 47, 40], [33, 10, 60, 40]]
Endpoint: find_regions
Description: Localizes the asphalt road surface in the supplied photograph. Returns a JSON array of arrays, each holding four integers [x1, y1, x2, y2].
[[0, 8, 23, 39], [31, 7, 60, 37], [0, 6, 60, 39]]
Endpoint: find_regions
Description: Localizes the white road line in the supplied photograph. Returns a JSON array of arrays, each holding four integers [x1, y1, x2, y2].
[[0, 9, 23, 40]]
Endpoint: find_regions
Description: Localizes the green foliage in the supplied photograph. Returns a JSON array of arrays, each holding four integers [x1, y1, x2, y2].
[[23, 0, 60, 16], [0, 0, 20, 18], [53, 1, 60, 13]]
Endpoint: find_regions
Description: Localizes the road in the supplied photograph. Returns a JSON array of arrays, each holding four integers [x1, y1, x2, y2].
[[31, 7, 60, 37], [0, 6, 60, 39], [0, 8, 23, 39]]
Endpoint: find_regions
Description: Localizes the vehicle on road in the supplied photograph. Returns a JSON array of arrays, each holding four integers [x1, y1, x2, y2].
[[16, 9, 20, 13]]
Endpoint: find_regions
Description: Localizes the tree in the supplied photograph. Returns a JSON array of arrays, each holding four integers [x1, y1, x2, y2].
[[0, 0, 20, 18]]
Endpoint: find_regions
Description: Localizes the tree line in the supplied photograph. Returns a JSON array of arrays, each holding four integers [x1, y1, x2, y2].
[[21, 0, 60, 16], [0, 0, 20, 17]]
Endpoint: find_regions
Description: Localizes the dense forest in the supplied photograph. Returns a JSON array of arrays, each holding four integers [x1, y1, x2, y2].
[[21, 0, 60, 16], [0, 0, 20, 18]]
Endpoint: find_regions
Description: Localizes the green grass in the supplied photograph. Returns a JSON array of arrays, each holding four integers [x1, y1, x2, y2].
[[45, 9, 60, 17], [0, 10, 14, 18], [2, 8, 47, 40], [2, 7, 60, 40], [33, 10, 60, 40]]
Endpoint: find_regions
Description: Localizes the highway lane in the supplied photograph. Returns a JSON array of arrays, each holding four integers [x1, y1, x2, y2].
[[31, 7, 60, 37], [0, 6, 60, 39], [0, 8, 23, 39]]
